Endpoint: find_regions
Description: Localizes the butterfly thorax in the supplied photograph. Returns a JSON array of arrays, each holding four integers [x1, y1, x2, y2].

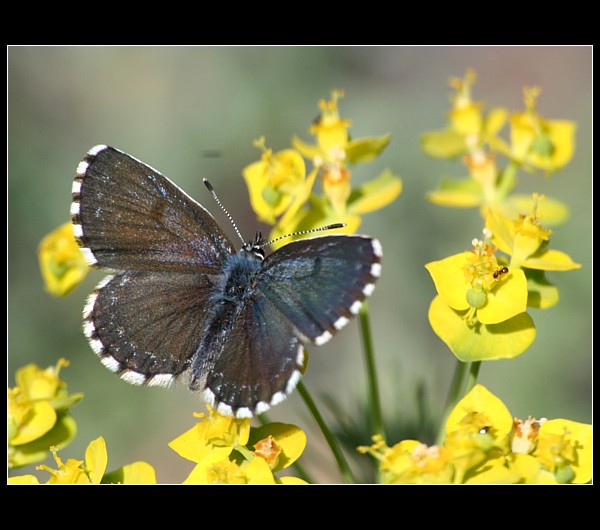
[[214, 245, 264, 305], [190, 243, 265, 390]]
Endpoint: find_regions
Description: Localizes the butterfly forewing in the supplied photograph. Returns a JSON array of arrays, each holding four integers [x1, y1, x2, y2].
[[71, 145, 234, 272]]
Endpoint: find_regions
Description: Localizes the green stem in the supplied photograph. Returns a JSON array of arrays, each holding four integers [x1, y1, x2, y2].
[[359, 301, 385, 442], [465, 361, 481, 394], [435, 361, 482, 445], [297, 380, 356, 484], [435, 360, 468, 445]]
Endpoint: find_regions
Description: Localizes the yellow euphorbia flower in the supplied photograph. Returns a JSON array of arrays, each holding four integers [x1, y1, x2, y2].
[[485, 198, 580, 310], [242, 137, 317, 226], [9, 436, 157, 484], [242, 90, 399, 246], [183, 452, 276, 484], [169, 405, 251, 465], [359, 385, 592, 484], [248, 422, 307, 474], [8, 358, 82, 468], [38, 222, 89, 296], [170, 408, 307, 484], [509, 86, 576, 174], [486, 199, 581, 271], [421, 69, 509, 159], [426, 232, 536, 361], [292, 89, 395, 220], [426, 240, 528, 325], [533, 419, 592, 484], [38, 436, 108, 484]]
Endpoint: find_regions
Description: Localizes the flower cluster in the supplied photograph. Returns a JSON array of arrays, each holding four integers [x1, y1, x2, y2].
[[8, 358, 82, 468], [358, 385, 591, 484], [8, 359, 157, 484], [425, 197, 580, 362], [9, 436, 157, 484], [423, 71, 581, 361], [422, 69, 575, 224], [169, 405, 307, 484], [243, 89, 402, 245]]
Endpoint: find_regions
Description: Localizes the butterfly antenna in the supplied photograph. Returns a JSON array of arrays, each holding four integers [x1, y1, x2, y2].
[[260, 223, 346, 248], [203, 179, 245, 244]]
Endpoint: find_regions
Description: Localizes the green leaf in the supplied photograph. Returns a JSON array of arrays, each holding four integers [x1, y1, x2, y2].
[[525, 269, 559, 309], [345, 134, 391, 164], [421, 130, 467, 158], [426, 177, 482, 207], [348, 168, 402, 214]]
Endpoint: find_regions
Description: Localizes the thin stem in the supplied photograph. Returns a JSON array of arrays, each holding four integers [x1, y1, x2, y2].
[[359, 301, 385, 442], [435, 360, 468, 445], [465, 361, 481, 394], [297, 380, 356, 484]]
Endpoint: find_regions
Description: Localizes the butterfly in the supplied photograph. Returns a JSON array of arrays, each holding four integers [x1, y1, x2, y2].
[[70, 145, 382, 418]]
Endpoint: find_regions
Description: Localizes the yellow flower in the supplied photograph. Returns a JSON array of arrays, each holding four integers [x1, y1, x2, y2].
[[183, 452, 276, 484], [485, 198, 580, 310], [38, 222, 89, 296], [421, 69, 509, 159], [359, 386, 518, 484], [289, 89, 398, 235], [293, 89, 352, 164], [532, 419, 592, 484], [509, 86, 576, 174], [242, 137, 317, 226], [248, 422, 307, 475], [35, 437, 107, 484], [170, 409, 307, 484], [9, 436, 158, 484], [241, 90, 399, 246], [425, 232, 535, 362], [444, 384, 513, 482], [360, 385, 591, 484], [486, 199, 581, 271], [169, 405, 251, 465], [8, 359, 82, 468]]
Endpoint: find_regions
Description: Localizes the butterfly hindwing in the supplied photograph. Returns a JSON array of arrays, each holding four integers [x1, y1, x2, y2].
[[191, 290, 304, 417], [84, 270, 215, 386], [257, 235, 382, 345], [71, 145, 234, 272]]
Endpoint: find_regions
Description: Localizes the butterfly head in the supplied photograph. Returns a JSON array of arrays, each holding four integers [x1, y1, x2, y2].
[[241, 232, 266, 261]]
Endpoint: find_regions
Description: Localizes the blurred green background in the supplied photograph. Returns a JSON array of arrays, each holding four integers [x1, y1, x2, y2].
[[8, 46, 592, 483]]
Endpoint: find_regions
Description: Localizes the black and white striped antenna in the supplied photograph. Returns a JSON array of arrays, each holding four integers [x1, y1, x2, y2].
[[204, 178, 345, 248], [203, 179, 245, 245]]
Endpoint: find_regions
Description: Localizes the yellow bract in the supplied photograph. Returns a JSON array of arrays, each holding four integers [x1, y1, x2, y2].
[[38, 222, 89, 296], [8, 359, 82, 469]]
